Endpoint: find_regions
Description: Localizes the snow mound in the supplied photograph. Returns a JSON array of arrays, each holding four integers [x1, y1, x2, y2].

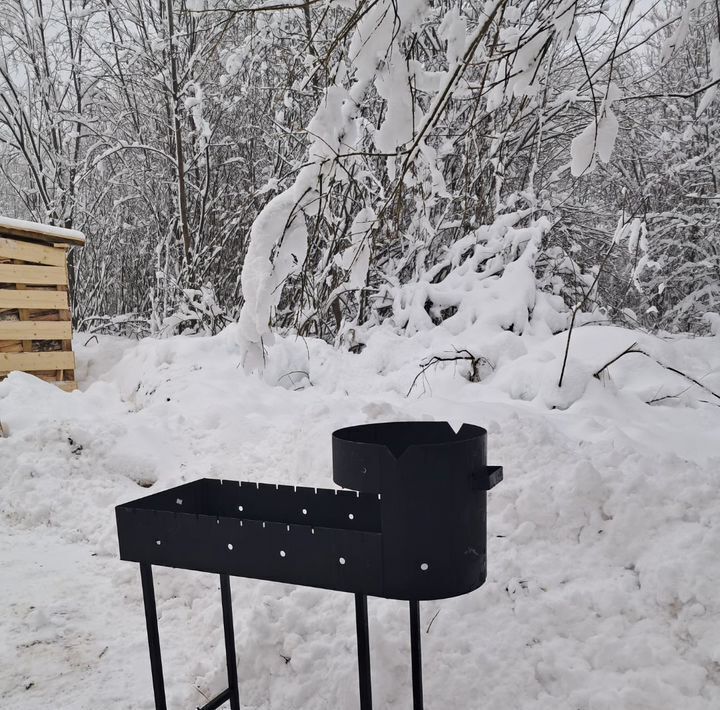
[[0, 325, 719, 709]]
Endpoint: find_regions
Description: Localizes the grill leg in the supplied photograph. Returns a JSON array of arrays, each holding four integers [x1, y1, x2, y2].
[[220, 574, 241, 710], [355, 593, 373, 710], [409, 600, 424, 710], [140, 563, 167, 710]]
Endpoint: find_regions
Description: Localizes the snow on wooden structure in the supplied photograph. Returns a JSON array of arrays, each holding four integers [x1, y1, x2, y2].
[[0, 217, 85, 392]]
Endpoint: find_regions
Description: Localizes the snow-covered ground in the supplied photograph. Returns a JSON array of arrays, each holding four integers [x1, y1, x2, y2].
[[1, 324, 719, 709]]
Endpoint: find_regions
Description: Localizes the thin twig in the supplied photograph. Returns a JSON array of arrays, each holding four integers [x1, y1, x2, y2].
[[592, 342, 638, 378], [426, 609, 441, 634], [407, 348, 490, 397], [594, 345, 720, 403]]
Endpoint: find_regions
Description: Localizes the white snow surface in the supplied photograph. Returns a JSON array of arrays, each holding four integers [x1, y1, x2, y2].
[[1, 324, 720, 709], [0, 215, 86, 244]]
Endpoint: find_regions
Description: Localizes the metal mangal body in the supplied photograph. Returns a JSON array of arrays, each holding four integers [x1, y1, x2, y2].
[[332, 421, 503, 600], [116, 421, 503, 710]]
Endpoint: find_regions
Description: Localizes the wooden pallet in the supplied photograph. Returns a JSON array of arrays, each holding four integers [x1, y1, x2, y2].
[[0, 235, 77, 391]]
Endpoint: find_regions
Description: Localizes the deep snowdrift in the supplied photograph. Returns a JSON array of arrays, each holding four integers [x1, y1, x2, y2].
[[1, 324, 719, 709]]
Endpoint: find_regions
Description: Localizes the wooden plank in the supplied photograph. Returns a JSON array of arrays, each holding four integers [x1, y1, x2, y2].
[[15, 282, 33, 353], [0, 321, 71, 340], [55, 278, 69, 382], [56, 278, 70, 380], [0, 351, 75, 372], [0, 237, 66, 267], [0, 289, 69, 310], [0, 264, 67, 286], [0, 340, 23, 353], [0, 219, 85, 246]]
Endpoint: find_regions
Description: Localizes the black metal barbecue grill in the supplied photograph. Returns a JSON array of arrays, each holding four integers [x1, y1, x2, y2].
[[116, 421, 503, 710]]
